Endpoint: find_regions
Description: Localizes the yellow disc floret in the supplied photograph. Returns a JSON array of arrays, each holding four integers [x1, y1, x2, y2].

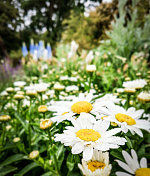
[[135, 168, 150, 176], [115, 113, 136, 125], [71, 101, 93, 114], [88, 161, 106, 172], [76, 129, 101, 141]]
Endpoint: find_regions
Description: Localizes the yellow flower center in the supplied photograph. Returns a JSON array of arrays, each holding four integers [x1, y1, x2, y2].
[[61, 112, 68, 115], [71, 101, 93, 114], [88, 161, 106, 172], [115, 113, 136, 125], [76, 129, 101, 141], [135, 168, 150, 176]]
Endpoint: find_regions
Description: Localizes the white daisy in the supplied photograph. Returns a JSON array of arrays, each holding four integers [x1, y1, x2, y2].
[[55, 116, 126, 161], [94, 93, 121, 105], [78, 149, 112, 176], [14, 81, 26, 87], [137, 91, 150, 103], [116, 149, 150, 176], [66, 85, 79, 92], [123, 79, 147, 89], [99, 103, 150, 137], [48, 92, 103, 121]]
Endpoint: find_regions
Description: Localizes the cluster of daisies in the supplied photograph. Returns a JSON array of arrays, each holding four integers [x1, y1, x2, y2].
[[0, 76, 150, 176], [46, 80, 150, 175]]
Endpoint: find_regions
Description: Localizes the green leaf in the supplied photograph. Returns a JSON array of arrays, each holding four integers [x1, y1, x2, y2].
[[0, 166, 18, 176], [67, 153, 75, 172], [125, 136, 133, 149], [110, 150, 123, 161], [15, 113, 28, 131], [41, 171, 56, 176], [56, 145, 65, 170], [0, 154, 26, 168], [16, 162, 39, 175]]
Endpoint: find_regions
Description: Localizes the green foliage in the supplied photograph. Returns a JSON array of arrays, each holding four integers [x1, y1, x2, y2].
[[62, 0, 118, 50], [0, 0, 21, 59], [106, 0, 150, 60]]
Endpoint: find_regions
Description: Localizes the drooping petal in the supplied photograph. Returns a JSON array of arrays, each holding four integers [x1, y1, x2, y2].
[[83, 146, 93, 161]]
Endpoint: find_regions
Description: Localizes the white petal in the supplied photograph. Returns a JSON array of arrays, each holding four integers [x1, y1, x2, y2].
[[104, 128, 121, 137], [122, 150, 136, 172], [83, 146, 93, 161], [116, 171, 132, 176], [116, 160, 134, 174], [140, 157, 147, 168], [131, 149, 140, 169], [72, 142, 84, 154]]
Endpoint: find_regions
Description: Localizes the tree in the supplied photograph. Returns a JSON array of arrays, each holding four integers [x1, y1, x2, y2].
[[0, 0, 21, 59], [19, 0, 102, 48]]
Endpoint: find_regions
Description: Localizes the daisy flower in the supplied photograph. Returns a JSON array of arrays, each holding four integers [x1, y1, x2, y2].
[[99, 103, 150, 137], [94, 93, 121, 105], [137, 91, 150, 103], [14, 81, 26, 87], [48, 92, 103, 122], [123, 79, 147, 89], [116, 149, 150, 176], [55, 115, 126, 161], [78, 149, 112, 176]]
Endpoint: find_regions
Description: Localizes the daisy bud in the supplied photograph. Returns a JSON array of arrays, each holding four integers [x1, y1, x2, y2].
[[13, 137, 20, 143], [6, 87, 14, 93], [29, 150, 39, 159], [38, 105, 48, 113], [14, 94, 25, 100], [40, 119, 53, 130], [0, 115, 11, 122]]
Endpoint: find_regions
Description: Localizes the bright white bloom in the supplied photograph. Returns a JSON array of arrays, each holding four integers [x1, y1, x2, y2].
[[60, 76, 69, 81], [14, 81, 26, 87], [116, 88, 124, 93], [55, 116, 126, 161], [66, 85, 79, 92], [137, 91, 150, 103], [94, 94, 121, 105], [78, 149, 112, 176], [123, 79, 147, 89], [48, 92, 105, 123], [85, 51, 94, 63], [116, 149, 150, 176], [25, 83, 49, 92], [69, 77, 78, 82], [86, 65, 96, 72], [99, 103, 150, 137], [53, 83, 65, 90], [0, 91, 8, 96]]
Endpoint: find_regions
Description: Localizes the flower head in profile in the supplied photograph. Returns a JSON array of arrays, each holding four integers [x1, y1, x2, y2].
[[99, 103, 150, 137], [116, 149, 150, 176], [78, 149, 112, 176], [137, 91, 150, 103], [123, 79, 147, 89], [55, 115, 126, 161]]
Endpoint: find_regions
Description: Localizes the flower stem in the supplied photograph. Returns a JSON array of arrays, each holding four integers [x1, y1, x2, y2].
[[47, 129, 61, 176]]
